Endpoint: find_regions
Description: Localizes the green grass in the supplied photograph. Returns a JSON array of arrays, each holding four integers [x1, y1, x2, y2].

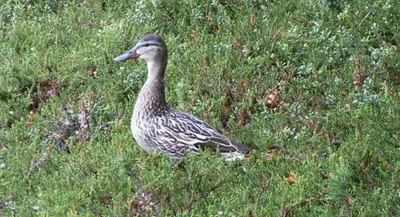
[[1, 0, 399, 216]]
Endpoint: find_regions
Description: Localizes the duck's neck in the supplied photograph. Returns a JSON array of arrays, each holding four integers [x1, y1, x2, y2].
[[146, 60, 166, 80], [141, 76, 166, 105], [136, 59, 169, 114]]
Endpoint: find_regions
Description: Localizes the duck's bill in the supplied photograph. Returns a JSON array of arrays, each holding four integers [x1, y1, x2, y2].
[[114, 48, 140, 62]]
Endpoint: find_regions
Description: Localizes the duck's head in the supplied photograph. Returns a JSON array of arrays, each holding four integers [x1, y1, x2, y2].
[[114, 33, 168, 64]]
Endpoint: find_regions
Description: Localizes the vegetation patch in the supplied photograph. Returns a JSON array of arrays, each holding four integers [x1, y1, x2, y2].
[[1, 0, 399, 216]]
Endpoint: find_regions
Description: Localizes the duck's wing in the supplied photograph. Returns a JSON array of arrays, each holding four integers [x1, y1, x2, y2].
[[154, 110, 252, 154]]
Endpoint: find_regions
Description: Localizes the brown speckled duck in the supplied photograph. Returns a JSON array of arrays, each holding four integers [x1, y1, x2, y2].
[[114, 33, 253, 162]]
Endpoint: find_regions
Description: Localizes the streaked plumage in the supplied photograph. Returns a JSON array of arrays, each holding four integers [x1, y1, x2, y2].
[[114, 33, 253, 162]]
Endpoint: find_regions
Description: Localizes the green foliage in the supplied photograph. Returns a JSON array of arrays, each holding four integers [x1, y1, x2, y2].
[[1, 0, 399, 216]]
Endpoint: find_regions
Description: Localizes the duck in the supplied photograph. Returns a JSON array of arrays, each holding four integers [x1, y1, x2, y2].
[[114, 33, 253, 163]]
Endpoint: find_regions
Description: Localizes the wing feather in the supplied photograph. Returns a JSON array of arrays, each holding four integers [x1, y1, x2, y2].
[[154, 110, 247, 153]]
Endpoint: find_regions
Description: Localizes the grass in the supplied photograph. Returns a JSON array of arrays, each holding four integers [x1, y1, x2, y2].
[[1, 0, 399, 216]]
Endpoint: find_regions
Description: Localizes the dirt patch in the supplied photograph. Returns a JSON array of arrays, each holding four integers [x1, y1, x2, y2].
[[29, 78, 69, 111]]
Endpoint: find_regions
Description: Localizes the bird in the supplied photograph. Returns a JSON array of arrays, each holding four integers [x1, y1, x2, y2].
[[114, 33, 253, 163]]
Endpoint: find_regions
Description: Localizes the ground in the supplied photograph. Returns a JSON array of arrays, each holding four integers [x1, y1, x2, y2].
[[1, 0, 399, 216]]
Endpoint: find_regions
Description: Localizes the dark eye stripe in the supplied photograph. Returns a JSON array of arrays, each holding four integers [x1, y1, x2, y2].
[[139, 43, 160, 48]]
